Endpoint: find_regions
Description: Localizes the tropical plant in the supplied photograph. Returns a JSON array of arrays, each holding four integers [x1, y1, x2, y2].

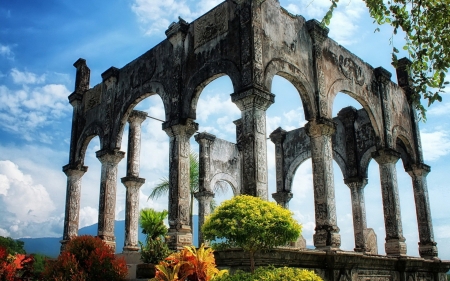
[[148, 151, 229, 228], [213, 266, 323, 281], [150, 244, 227, 281], [42, 235, 127, 281], [0, 245, 34, 281], [322, 0, 450, 120], [139, 208, 172, 264], [202, 195, 302, 273]]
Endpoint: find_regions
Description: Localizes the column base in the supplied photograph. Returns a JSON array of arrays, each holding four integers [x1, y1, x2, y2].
[[419, 242, 438, 259], [99, 235, 116, 252], [167, 229, 193, 250], [385, 238, 407, 256], [123, 246, 139, 252], [60, 239, 69, 253], [314, 227, 341, 250]]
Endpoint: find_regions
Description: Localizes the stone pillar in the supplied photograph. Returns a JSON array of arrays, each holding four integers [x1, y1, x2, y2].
[[121, 110, 147, 252], [163, 119, 198, 250], [96, 149, 125, 250], [269, 127, 293, 208], [345, 178, 368, 252], [406, 164, 438, 259], [231, 88, 274, 199], [305, 118, 340, 250], [60, 165, 88, 251], [194, 191, 214, 245], [194, 132, 216, 245], [372, 148, 407, 256]]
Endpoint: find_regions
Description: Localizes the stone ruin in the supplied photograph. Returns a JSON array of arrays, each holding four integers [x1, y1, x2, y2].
[[61, 0, 450, 279]]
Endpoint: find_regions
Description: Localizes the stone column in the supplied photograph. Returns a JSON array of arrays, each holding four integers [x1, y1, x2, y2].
[[269, 127, 293, 208], [194, 191, 214, 245], [194, 132, 216, 245], [372, 148, 407, 256], [231, 88, 274, 199], [60, 165, 88, 251], [406, 164, 438, 259], [121, 110, 147, 252], [345, 178, 368, 252], [306, 118, 341, 250], [163, 119, 198, 250], [96, 149, 125, 250]]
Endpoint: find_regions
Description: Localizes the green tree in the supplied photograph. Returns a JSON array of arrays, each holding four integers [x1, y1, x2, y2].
[[148, 150, 228, 227], [323, 0, 450, 120], [0, 236, 26, 255], [139, 208, 172, 264], [202, 195, 302, 273]]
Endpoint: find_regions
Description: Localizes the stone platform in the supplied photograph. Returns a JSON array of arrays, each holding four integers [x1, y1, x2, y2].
[[214, 248, 450, 281]]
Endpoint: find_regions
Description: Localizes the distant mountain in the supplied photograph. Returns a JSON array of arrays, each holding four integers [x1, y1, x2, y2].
[[18, 216, 199, 258]]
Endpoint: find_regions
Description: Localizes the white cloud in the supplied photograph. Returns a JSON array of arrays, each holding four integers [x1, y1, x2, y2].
[[0, 80, 71, 141], [11, 68, 46, 85], [0, 228, 10, 237], [0, 160, 56, 225], [131, 0, 223, 35], [196, 94, 240, 123], [282, 0, 366, 46], [79, 206, 99, 228], [0, 44, 14, 60], [420, 130, 450, 161]]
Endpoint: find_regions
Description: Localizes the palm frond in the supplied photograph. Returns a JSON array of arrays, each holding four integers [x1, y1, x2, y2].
[[148, 177, 170, 201], [189, 150, 199, 194], [213, 180, 230, 196]]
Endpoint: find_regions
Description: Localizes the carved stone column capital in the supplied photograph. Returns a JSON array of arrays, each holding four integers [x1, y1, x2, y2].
[[163, 118, 198, 138], [195, 132, 216, 143], [96, 149, 125, 165], [305, 118, 336, 137], [194, 191, 215, 202], [63, 165, 88, 178], [344, 177, 368, 189], [121, 176, 146, 188], [128, 110, 147, 125], [231, 87, 274, 111], [372, 148, 400, 165], [269, 127, 287, 144], [406, 163, 431, 177], [272, 191, 293, 208]]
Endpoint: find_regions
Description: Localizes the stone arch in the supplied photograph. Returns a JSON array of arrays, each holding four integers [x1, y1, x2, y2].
[[286, 150, 311, 192], [210, 172, 240, 196], [184, 60, 241, 120], [76, 121, 105, 165], [285, 149, 348, 193], [359, 146, 377, 179], [393, 125, 416, 168], [264, 58, 316, 120], [113, 81, 169, 149], [333, 150, 347, 179], [328, 79, 382, 141]]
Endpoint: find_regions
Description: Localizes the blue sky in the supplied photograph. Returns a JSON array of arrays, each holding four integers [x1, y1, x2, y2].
[[1, 0, 450, 259]]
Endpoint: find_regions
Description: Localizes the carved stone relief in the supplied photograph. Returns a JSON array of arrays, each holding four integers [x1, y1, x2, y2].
[[194, 4, 228, 48]]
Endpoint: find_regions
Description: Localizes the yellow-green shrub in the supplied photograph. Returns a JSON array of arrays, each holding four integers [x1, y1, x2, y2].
[[214, 266, 323, 281]]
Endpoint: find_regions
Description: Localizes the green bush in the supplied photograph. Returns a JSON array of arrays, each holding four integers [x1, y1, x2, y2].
[[214, 266, 323, 281], [202, 195, 302, 272]]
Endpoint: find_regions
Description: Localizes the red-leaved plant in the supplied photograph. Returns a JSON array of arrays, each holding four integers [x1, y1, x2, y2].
[[42, 235, 127, 281], [0, 245, 34, 281]]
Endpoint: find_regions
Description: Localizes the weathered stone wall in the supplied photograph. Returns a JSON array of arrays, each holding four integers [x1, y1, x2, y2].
[[61, 0, 441, 268], [215, 249, 450, 281]]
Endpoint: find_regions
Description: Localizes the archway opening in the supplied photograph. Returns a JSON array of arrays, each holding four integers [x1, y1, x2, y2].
[[117, 93, 169, 251], [79, 136, 101, 233], [191, 75, 239, 246]]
